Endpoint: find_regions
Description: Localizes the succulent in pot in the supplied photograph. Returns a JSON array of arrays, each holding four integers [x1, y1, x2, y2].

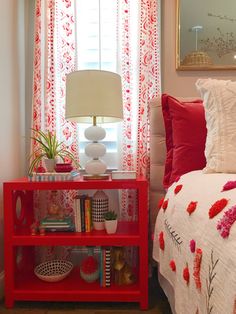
[[104, 210, 118, 234], [104, 211, 117, 221], [28, 128, 80, 175]]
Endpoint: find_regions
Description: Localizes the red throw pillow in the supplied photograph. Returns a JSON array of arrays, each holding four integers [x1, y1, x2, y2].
[[162, 94, 207, 188]]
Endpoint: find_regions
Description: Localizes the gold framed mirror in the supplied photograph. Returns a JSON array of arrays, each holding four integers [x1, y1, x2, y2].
[[176, 0, 236, 70]]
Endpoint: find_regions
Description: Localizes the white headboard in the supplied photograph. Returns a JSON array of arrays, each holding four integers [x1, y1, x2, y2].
[[149, 97, 166, 232]]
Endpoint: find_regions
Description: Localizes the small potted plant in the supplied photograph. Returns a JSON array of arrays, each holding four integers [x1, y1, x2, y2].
[[28, 128, 80, 175], [104, 210, 118, 234]]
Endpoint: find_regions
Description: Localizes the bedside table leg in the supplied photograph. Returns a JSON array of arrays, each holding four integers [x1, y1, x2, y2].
[[5, 298, 14, 309], [4, 246, 15, 309], [4, 185, 15, 309], [140, 298, 148, 310]]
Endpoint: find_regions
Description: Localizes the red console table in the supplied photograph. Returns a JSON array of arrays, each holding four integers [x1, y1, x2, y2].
[[3, 176, 148, 309]]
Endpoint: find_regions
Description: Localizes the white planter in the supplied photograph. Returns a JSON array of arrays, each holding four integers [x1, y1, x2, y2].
[[93, 221, 105, 231], [44, 158, 56, 172], [104, 220, 118, 234]]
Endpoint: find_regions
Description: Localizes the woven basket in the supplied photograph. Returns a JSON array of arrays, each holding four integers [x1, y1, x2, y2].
[[34, 260, 73, 282], [182, 51, 213, 66]]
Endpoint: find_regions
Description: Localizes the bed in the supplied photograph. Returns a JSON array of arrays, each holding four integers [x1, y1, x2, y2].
[[150, 78, 236, 314]]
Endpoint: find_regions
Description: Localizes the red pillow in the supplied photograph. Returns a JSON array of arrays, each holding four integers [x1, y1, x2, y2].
[[162, 94, 207, 188]]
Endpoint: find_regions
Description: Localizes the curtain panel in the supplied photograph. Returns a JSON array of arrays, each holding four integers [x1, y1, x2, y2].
[[31, 0, 161, 221]]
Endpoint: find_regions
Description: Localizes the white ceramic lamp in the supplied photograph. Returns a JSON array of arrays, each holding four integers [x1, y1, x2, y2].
[[65, 70, 123, 178]]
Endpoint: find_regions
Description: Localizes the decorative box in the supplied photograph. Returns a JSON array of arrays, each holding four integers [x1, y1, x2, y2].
[[55, 163, 73, 173]]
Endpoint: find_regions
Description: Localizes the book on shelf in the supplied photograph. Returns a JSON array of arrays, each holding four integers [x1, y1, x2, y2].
[[74, 196, 82, 232], [111, 171, 136, 180], [105, 247, 111, 287], [84, 197, 92, 232], [80, 195, 86, 232], [100, 247, 103, 287], [74, 194, 92, 233], [100, 247, 111, 287], [42, 226, 75, 232], [41, 216, 73, 225]]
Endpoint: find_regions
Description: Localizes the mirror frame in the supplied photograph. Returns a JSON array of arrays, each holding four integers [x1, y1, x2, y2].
[[176, 0, 236, 71]]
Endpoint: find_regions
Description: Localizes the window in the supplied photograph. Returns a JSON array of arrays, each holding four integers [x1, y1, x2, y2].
[[75, 0, 120, 169]]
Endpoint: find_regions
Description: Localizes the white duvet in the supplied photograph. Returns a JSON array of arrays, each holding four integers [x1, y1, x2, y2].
[[153, 170, 236, 314]]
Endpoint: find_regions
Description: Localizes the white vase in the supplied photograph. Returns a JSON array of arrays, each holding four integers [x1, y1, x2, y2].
[[44, 158, 56, 172], [105, 220, 118, 234], [92, 190, 109, 230]]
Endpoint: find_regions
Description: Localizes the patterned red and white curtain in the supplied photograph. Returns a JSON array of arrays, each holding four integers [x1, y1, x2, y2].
[[117, 0, 161, 220], [32, 0, 161, 219]]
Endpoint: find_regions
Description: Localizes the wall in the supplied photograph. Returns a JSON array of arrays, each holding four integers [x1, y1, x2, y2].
[[162, 0, 236, 97], [0, 0, 26, 298]]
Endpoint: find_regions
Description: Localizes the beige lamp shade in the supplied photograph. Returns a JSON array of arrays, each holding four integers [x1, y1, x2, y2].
[[65, 70, 123, 123]]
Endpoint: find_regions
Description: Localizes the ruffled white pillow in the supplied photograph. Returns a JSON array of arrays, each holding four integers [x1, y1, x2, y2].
[[196, 78, 236, 173]]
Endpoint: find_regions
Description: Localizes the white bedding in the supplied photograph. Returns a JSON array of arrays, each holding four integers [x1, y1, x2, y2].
[[153, 170, 236, 314]]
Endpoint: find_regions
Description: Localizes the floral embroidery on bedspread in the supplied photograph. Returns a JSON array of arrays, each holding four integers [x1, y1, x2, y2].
[[183, 264, 190, 285], [222, 180, 236, 192], [208, 198, 228, 219], [190, 239, 196, 253], [186, 201, 198, 215], [158, 197, 164, 209], [216, 204, 236, 238], [193, 248, 202, 291], [159, 231, 165, 251], [169, 260, 176, 272], [162, 199, 169, 211], [164, 218, 183, 251], [206, 250, 219, 314], [174, 184, 183, 194]]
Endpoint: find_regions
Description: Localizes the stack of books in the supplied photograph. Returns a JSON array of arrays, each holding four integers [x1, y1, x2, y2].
[[74, 195, 92, 232], [28, 171, 80, 182], [40, 216, 74, 232]]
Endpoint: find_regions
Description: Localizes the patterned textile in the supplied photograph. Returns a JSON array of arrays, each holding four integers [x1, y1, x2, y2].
[[32, 0, 161, 221], [153, 170, 236, 314]]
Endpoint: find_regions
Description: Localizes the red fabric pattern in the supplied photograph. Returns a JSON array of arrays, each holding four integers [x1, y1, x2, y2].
[[174, 184, 183, 195], [183, 265, 190, 285], [187, 201, 198, 215], [222, 181, 236, 191], [190, 239, 196, 253], [208, 198, 228, 219], [159, 231, 165, 251], [158, 197, 164, 209], [193, 248, 202, 291], [217, 204, 236, 238], [162, 199, 169, 211], [169, 260, 176, 272]]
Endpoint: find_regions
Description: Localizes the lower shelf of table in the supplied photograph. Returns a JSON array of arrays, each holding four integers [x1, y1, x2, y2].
[[14, 267, 141, 303]]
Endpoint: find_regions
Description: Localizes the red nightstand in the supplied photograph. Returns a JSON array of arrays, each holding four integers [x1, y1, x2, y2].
[[3, 176, 148, 309]]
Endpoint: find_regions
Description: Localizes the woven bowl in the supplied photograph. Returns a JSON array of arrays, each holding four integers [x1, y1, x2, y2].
[[34, 260, 73, 282]]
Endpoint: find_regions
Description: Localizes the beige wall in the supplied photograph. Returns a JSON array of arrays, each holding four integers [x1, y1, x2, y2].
[[0, 0, 26, 277], [162, 0, 236, 97]]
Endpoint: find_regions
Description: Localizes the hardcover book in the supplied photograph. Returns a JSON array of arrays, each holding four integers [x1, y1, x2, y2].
[[111, 171, 136, 180]]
